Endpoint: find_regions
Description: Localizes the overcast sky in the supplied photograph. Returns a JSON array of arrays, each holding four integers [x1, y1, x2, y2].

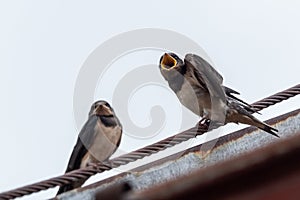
[[1, 1, 300, 199]]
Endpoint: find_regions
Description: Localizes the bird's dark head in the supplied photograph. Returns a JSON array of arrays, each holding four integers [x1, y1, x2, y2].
[[159, 53, 184, 71], [89, 100, 115, 117], [159, 53, 186, 92]]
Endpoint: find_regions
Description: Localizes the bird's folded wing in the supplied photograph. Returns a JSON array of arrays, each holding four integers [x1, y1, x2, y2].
[[184, 54, 226, 100], [65, 115, 98, 172]]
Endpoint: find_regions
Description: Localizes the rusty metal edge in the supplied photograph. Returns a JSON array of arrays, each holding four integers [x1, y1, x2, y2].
[[127, 128, 300, 200]]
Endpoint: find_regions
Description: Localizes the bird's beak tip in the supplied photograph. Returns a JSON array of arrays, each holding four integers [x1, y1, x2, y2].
[[94, 105, 113, 116]]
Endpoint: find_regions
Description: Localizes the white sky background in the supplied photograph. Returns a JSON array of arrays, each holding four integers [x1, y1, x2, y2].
[[1, 1, 300, 199]]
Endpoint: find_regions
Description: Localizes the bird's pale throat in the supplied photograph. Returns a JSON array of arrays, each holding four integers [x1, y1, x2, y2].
[[161, 54, 177, 70], [95, 105, 113, 116]]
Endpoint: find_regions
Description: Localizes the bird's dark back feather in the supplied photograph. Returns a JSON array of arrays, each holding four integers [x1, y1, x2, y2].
[[184, 54, 226, 101], [100, 116, 118, 127], [57, 115, 99, 195]]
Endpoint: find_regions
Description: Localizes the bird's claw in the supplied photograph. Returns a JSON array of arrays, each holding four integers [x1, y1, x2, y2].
[[199, 118, 211, 126]]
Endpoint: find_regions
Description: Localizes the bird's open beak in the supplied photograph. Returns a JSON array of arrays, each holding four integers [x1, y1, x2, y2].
[[161, 53, 177, 70], [96, 105, 114, 117]]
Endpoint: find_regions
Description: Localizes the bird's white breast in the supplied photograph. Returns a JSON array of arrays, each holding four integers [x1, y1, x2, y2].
[[89, 121, 122, 162], [176, 79, 205, 116]]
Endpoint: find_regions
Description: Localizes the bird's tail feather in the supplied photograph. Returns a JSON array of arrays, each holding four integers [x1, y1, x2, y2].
[[56, 178, 86, 195], [57, 184, 75, 195], [248, 114, 279, 137], [229, 102, 279, 138], [256, 121, 279, 138]]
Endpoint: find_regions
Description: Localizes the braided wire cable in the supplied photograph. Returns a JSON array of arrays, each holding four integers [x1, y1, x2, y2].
[[251, 84, 300, 111], [0, 84, 299, 200]]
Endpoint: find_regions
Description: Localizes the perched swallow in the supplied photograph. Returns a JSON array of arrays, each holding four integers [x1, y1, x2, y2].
[[57, 100, 122, 195], [159, 53, 279, 137]]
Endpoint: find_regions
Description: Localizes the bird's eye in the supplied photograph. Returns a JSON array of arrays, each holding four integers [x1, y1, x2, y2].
[[172, 54, 179, 60]]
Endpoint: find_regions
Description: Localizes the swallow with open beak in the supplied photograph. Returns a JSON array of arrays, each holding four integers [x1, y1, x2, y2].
[[57, 100, 122, 195], [159, 53, 279, 137]]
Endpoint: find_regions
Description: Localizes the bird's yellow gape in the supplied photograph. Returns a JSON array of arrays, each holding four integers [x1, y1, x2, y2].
[[161, 53, 177, 70]]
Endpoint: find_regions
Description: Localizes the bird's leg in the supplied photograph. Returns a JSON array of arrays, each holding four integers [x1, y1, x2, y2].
[[86, 161, 113, 171], [195, 117, 211, 133], [86, 162, 99, 169], [199, 117, 211, 126]]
